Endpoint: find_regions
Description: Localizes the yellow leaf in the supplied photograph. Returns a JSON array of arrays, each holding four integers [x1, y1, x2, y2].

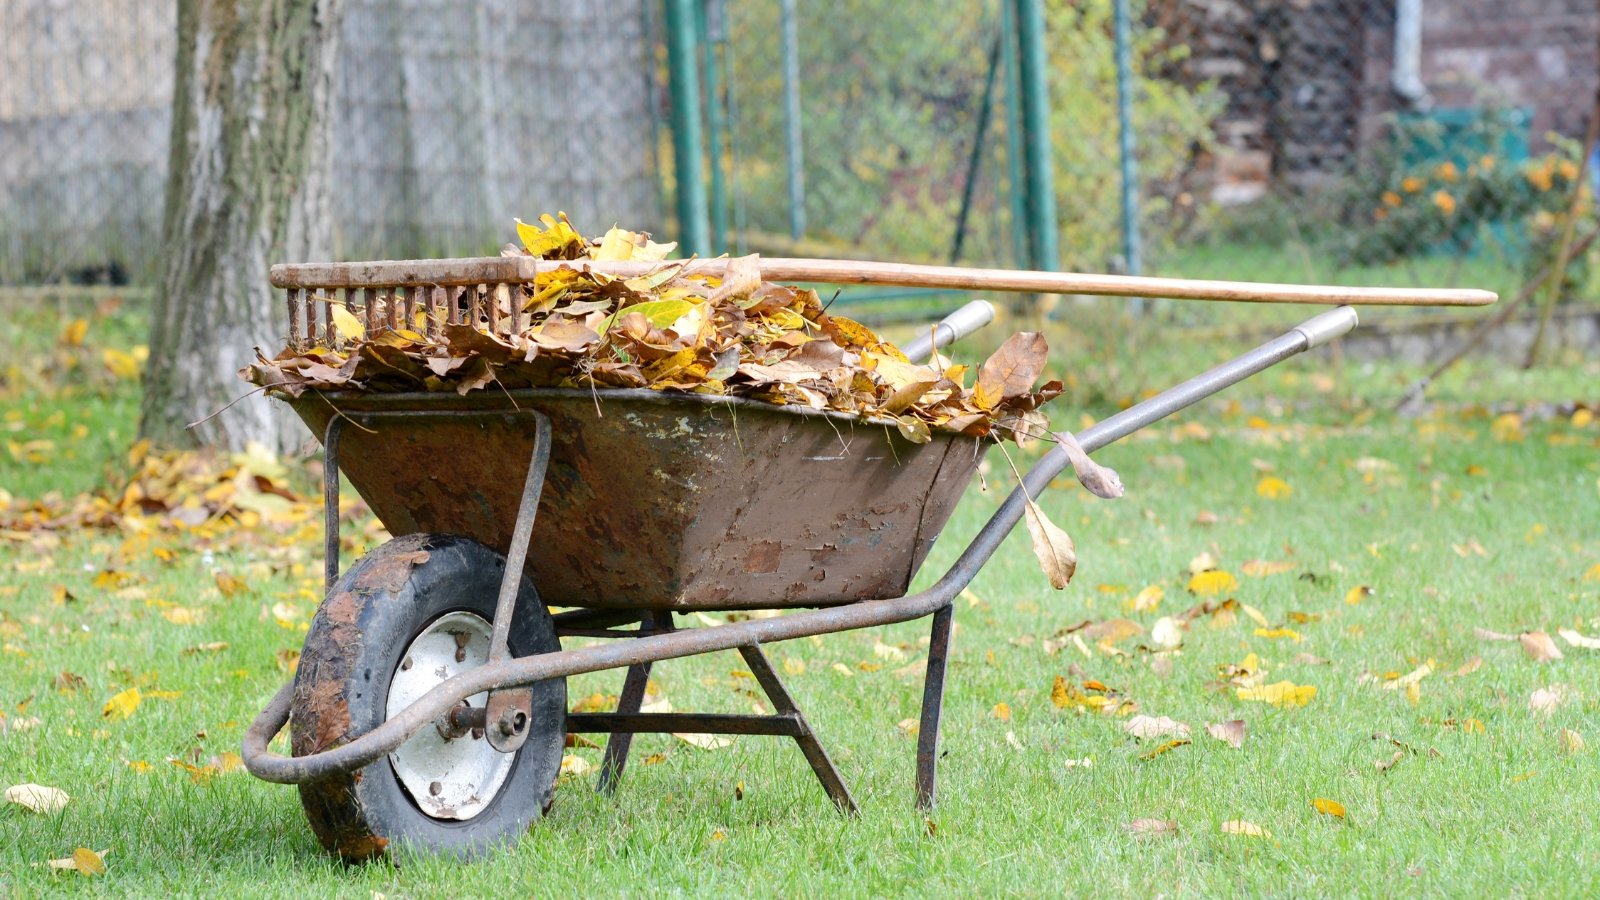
[[1256, 476, 1293, 499], [214, 570, 246, 597], [560, 754, 595, 776], [1560, 729, 1585, 754], [124, 760, 153, 773], [330, 305, 365, 342], [592, 226, 637, 261], [62, 318, 89, 347], [161, 606, 201, 625], [1345, 585, 1373, 605], [1187, 570, 1238, 597], [1139, 738, 1190, 761], [1312, 797, 1346, 819], [1050, 675, 1076, 709], [1236, 680, 1316, 707], [782, 657, 805, 676], [49, 848, 107, 877], [1220, 820, 1271, 838], [1582, 563, 1600, 583], [102, 687, 141, 720], [1253, 627, 1302, 642], [1023, 499, 1076, 589], [1242, 559, 1296, 577], [990, 702, 1012, 722], [102, 347, 142, 380], [1489, 412, 1524, 443], [897, 718, 920, 737], [1132, 585, 1164, 612], [1239, 603, 1270, 628], [673, 732, 734, 750]]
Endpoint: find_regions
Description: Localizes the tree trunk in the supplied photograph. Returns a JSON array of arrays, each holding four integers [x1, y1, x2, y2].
[[142, 0, 344, 452]]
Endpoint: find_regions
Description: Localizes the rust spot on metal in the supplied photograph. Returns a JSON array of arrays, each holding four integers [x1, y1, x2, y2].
[[335, 833, 389, 861], [743, 541, 782, 574]]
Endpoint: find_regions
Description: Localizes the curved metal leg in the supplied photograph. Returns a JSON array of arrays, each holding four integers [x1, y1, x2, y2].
[[915, 603, 954, 809], [738, 644, 858, 814], [596, 661, 653, 794]]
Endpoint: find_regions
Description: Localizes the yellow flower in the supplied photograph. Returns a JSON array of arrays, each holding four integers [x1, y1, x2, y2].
[[1381, 190, 1402, 207], [1401, 176, 1425, 193], [1558, 159, 1579, 181], [1479, 154, 1495, 171], [1434, 161, 1459, 182], [1432, 190, 1456, 215]]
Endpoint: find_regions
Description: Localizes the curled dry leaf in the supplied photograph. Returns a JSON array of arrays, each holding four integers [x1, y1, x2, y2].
[[559, 754, 594, 776], [5, 783, 70, 814], [1053, 431, 1123, 499], [1139, 739, 1190, 761], [673, 732, 734, 750], [1124, 818, 1177, 837], [1124, 715, 1191, 741], [1474, 627, 1518, 642], [1023, 499, 1076, 589], [1206, 719, 1247, 749], [1519, 631, 1564, 663], [1382, 664, 1432, 691], [1375, 749, 1405, 772]]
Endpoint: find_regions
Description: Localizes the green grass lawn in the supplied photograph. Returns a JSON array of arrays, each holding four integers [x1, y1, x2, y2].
[[1, 291, 1598, 896]]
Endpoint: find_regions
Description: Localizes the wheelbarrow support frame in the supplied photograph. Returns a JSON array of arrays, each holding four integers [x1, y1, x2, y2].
[[245, 306, 1359, 811]]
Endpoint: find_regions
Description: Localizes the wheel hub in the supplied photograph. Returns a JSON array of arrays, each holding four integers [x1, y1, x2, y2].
[[386, 610, 514, 821]]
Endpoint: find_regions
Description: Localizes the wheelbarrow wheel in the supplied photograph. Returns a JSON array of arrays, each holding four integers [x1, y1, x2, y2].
[[289, 533, 566, 860]]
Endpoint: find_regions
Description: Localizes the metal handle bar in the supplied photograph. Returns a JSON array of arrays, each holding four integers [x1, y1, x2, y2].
[[242, 306, 1358, 784], [901, 300, 996, 363]]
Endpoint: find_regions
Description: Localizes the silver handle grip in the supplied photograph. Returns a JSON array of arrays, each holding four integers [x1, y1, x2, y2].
[[1291, 306, 1359, 349], [902, 300, 997, 363]]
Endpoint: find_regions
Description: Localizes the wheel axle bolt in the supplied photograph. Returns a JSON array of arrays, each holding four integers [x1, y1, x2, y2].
[[400, 657, 413, 672], [429, 781, 442, 796]]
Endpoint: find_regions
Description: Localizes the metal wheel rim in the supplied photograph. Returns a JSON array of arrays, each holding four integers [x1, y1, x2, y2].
[[386, 610, 514, 821]]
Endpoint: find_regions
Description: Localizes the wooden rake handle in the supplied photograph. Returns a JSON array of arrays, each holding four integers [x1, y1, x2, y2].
[[271, 256, 1497, 307]]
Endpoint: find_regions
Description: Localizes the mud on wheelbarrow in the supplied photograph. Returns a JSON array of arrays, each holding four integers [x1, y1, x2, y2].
[[242, 259, 1360, 860]]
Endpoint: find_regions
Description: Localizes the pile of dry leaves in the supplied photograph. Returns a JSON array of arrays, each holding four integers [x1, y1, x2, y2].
[[245, 214, 1061, 444]]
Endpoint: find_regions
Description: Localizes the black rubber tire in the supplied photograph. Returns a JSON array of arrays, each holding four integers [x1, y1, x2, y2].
[[289, 533, 565, 861]]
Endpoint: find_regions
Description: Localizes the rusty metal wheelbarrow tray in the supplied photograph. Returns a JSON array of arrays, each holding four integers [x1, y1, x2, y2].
[[288, 388, 982, 611]]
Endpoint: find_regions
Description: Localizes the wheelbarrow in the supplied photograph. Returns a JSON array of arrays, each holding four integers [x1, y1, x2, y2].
[[242, 256, 1494, 859]]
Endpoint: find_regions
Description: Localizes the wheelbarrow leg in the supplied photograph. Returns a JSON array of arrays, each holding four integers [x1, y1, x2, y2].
[[915, 603, 954, 810], [597, 611, 671, 794], [738, 644, 858, 814], [596, 661, 653, 794]]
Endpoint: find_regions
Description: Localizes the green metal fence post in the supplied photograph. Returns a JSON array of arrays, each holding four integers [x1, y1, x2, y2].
[[1013, 0, 1059, 271], [1113, 0, 1142, 282], [665, 0, 710, 256], [1000, 0, 1029, 268], [781, 0, 806, 240], [698, 0, 729, 253]]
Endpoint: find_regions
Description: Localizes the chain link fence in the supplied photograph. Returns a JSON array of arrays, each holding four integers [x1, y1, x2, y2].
[[0, 0, 660, 286], [5, 0, 1595, 318]]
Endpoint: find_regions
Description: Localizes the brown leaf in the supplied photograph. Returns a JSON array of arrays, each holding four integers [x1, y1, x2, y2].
[[1557, 627, 1600, 650], [1023, 499, 1076, 589], [709, 254, 762, 304], [1475, 627, 1518, 642], [974, 332, 1048, 410], [1519, 631, 1563, 663], [1205, 719, 1247, 749], [1124, 818, 1177, 837], [1054, 430, 1123, 499]]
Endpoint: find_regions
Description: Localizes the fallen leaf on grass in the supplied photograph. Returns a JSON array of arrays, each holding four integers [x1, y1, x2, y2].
[[1124, 818, 1177, 837], [560, 755, 594, 776], [674, 733, 734, 750], [1375, 749, 1405, 772], [990, 702, 1011, 722], [1242, 559, 1296, 577], [102, 687, 141, 720], [1382, 664, 1432, 691], [183, 642, 229, 655], [897, 718, 920, 737], [1236, 681, 1316, 707], [47, 848, 107, 877], [1206, 720, 1247, 749], [1256, 476, 1292, 499], [1311, 797, 1346, 819], [53, 671, 85, 693], [1474, 627, 1517, 642], [1253, 627, 1302, 642], [1139, 739, 1189, 761], [1186, 570, 1238, 596], [1150, 616, 1183, 651], [1520, 631, 1563, 663], [1220, 820, 1271, 838], [1450, 656, 1483, 677], [1344, 585, 1373, 605], [1132, 585, 1164, 612], [1023, 499, 1076, 589], [1124, 715, 1190, 740], [5, 783, 69, 814], [1530, 686, 1569, 715], [1557, 628, 1600, 650], [1560, 729, 1585, 754]]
